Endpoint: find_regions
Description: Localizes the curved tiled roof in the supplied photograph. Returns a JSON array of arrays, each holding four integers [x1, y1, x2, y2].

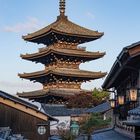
[[0, 90, 57, 121], [23, 16, 103, 45], [102, 41, 140, 89], [85, 102, 111, 113], [17, 88, 90, 98], [128, 106, 140, 116], [18, 68, 106, 80], [21, 47, 105, 61], [0, 90, 37, 109], [42, 104, 86, 116]]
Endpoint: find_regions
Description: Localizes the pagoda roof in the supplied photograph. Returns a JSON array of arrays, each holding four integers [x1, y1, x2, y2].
[[18, 68, 106, 80], [21, 47, 105, 62], [22, 16, 103, 45], [17, 88, 91, 99]]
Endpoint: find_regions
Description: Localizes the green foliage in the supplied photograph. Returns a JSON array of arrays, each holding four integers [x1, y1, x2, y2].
[[58, 129, 76, 140], [57, 121, 77, 140], [92, 88, 110, 101], [81, 113, 111, 134]]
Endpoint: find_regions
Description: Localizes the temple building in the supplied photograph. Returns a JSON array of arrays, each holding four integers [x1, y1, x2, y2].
[[17, 0, 106, 104]]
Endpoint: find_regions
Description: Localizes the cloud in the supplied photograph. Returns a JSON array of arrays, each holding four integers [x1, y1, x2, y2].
[[3, 17, 43, 33], [0, 81, 42, 95], [0, 81, 41, 89], [86, 12, 95, 20]]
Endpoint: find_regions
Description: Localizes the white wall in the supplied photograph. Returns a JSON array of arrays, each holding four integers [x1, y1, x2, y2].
[[50, 116, 71, 135]]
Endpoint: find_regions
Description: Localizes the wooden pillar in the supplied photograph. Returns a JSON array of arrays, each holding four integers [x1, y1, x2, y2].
[[138, 69, 140, 105]]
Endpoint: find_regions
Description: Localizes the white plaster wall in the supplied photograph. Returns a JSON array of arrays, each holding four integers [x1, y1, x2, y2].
[[50, 116, 71, 135]]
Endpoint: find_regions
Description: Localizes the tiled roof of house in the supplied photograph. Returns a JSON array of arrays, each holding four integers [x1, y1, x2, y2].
[[0, 90, 37, 109], [85, 102, 111, 113], [128, 106, 140, 115], [42, 104, 86, 116], [0, 90, 57, 121], [93, 129, 133, 140], [102, 41, 140, 89], [0, 127, 26, 140]]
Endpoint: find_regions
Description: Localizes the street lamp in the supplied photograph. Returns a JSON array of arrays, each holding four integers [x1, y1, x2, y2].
[[129, 88, 138, 102], [70, 121, 79, 136], [109, 99, 116, 108], [118, 95, 124, 105]]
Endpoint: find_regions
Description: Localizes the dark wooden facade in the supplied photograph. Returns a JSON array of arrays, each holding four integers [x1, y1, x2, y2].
[[135, 126, 140, 140], [103, 41, 140, 139], [0, 103, 49, 140], [0, 91, 57, 140], [103, 42, 140, 120]]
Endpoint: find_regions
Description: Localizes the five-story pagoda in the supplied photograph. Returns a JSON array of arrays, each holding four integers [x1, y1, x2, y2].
[[17, 0, 106, 104]]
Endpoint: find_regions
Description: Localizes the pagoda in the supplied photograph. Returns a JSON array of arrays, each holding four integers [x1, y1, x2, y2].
[[17, 0, 106, 104]]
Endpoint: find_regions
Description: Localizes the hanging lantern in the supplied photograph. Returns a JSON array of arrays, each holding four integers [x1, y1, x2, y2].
[[118, 95, 124, 105], [37, 123, 49, 135], [37, 126, 46, 135], [110, 99, 116, 108], [129, 88, 137, 102]]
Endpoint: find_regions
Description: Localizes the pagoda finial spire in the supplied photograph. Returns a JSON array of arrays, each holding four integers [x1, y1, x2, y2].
[[59, 0, 65, 16]]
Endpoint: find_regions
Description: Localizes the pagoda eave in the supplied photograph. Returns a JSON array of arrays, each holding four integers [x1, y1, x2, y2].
[[23, 31, 103, 45], [23, 29, 103, 39], [22, 15, 104, 45], [20, 48, 105, 63], [18, 69, 106, 81], [17, 88, 91, 99]]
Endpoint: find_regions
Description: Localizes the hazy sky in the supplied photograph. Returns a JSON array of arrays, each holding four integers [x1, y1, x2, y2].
[[0, 0, 140, 94]]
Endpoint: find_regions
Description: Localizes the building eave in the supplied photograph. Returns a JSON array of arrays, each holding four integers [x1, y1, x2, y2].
[[18, 68, 106, 80], [102, 41, 140, 89], [0, 90, 57, 121]]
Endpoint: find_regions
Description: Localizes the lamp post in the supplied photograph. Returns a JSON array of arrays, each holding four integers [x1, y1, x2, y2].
[[118, 95, 124, 105], [70, 121, 79, 136], [109, 98, 117, 128], [128, 88, 138, 109], [129, 88, 138, 102], [109, 99, 116, 108]]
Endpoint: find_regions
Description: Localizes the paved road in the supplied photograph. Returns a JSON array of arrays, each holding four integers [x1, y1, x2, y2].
[[92, 130, 133, 140]]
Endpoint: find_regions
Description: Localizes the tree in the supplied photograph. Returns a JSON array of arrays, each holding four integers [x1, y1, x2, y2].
[[80, 113, 111, 140], [67, 93, 100, 108], [92, 88, 110, 102], [57, 120, 76, 140], [66, 88, 110, 108]]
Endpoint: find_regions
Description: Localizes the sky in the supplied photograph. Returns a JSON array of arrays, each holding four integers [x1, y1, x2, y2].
[[0, 0, 140, 95]]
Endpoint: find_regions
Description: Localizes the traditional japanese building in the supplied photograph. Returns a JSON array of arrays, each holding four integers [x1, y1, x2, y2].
[[17, 0, 106, 104], [0, 90, 57, 140], [102, 41, 140, 140]]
